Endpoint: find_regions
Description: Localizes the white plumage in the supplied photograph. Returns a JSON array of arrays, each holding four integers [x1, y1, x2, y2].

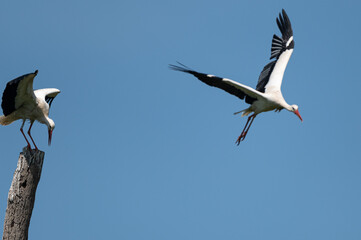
[[170, 9, 302, 144], [0, 70, 60, 150]]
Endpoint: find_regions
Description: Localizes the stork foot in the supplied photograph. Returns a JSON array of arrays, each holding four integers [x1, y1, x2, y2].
[[26, 145, 36, 155], [235, 114, 256, 145], [235, 133, 246, 145]]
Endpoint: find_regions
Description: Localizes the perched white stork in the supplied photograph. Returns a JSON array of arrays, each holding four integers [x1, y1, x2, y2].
[[170, 9, 302, 144], [0, 70, 60, 150]]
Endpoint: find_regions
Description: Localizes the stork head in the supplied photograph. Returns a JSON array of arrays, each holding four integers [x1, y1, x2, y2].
[[47, 118, 55, 146], [290, 104, 303, 122]]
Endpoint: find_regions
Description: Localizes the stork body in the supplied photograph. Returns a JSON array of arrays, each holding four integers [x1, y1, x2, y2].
[[0, 70, 60, 150], [170, 9, 302, 144]]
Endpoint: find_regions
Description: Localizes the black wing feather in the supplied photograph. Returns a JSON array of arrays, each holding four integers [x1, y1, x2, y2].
[[270, 9, 294, 60], [256, 61, 276, 93], [45, 96, 55, 108], [256, 9, 293, 93], [1, 71, 37, 116], [169, 63, 256, 104]]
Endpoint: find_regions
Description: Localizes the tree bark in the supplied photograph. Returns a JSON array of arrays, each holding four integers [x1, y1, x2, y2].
[[2, 148, 45, 240]]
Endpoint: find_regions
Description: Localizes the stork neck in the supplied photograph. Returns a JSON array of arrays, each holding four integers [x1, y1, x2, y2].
[[278, 100, 293, 112], [39, 115, 52, 127], [46, 117, 55, 128], [285, 104, 293, 111]]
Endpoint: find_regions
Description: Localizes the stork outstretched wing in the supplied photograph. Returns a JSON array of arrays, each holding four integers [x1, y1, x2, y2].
[[1, 70, 38, 116]]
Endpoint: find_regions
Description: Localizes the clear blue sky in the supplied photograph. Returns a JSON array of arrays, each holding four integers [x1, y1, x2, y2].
[[1, 0, 361, 239]]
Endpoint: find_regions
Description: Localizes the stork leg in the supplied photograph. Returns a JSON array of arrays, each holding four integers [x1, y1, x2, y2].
[[235, 114, 256, 145], [20, 120, 31, 149], [27, 121, 38, 150]]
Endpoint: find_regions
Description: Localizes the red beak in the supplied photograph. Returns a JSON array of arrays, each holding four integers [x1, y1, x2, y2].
[[48, 129, 53, 146], [294, 109, 303, 122]]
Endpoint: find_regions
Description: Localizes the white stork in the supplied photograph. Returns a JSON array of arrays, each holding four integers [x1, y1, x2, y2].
[[0, 70, 60, 150], [170, 9, 302, 144]]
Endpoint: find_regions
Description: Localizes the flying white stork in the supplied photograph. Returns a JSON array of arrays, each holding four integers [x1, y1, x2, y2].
[[170, 9, 302, 144], [0, 70, 60, 150]]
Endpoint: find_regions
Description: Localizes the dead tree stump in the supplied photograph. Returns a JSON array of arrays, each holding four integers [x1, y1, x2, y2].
[[2, 147, 45, 240]]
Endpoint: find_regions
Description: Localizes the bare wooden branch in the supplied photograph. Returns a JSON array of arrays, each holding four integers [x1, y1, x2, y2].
[[2, 148, 45, 240]]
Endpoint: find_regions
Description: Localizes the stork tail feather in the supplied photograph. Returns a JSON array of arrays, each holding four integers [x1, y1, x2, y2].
[[0, 115, 16, 125], [234, 108, 253, 117]]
